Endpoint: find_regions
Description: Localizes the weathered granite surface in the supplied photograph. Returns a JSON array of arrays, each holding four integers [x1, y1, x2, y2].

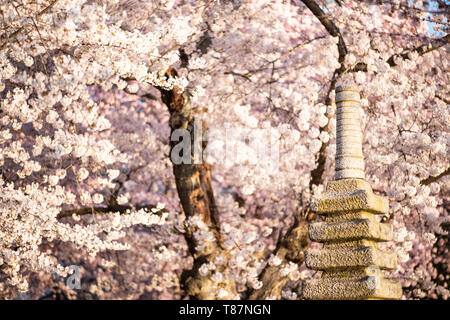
[[303, 86, 402, 300]]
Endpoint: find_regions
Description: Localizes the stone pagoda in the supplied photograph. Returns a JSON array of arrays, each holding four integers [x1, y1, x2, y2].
[[303, 85, 402, 300]]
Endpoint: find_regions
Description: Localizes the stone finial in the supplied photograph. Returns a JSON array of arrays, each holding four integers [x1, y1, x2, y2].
[[303, 86, 402, 300], [335, 85, 365, 180]]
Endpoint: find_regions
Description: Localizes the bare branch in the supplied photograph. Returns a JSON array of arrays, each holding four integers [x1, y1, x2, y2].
[[0, 0, 59, 50], [435, 93, 450, 105], [297, 0, 347, 63]]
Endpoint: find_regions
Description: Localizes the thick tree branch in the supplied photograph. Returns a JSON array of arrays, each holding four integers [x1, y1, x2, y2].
[[351, 34, 449, 72], [295, 0, 348, 189], [297, 0, 347, 63], [421, 167, 450, 186], [156, 67, 221, 243]]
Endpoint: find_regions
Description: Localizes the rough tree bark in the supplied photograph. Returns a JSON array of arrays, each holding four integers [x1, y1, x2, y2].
[[156, 67, 237, 299]]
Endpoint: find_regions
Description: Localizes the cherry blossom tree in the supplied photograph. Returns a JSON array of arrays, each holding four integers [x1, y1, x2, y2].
[[0, 0, 448, 300]]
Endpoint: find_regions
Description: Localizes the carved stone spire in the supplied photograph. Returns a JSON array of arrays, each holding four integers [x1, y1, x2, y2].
[[335, 86, 365, 180]]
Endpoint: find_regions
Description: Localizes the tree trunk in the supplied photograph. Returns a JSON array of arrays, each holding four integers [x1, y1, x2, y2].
[[157, 67, 237, 299]]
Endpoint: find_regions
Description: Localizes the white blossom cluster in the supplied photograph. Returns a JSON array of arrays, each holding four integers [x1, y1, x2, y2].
[[0, 0, 198, 294]]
